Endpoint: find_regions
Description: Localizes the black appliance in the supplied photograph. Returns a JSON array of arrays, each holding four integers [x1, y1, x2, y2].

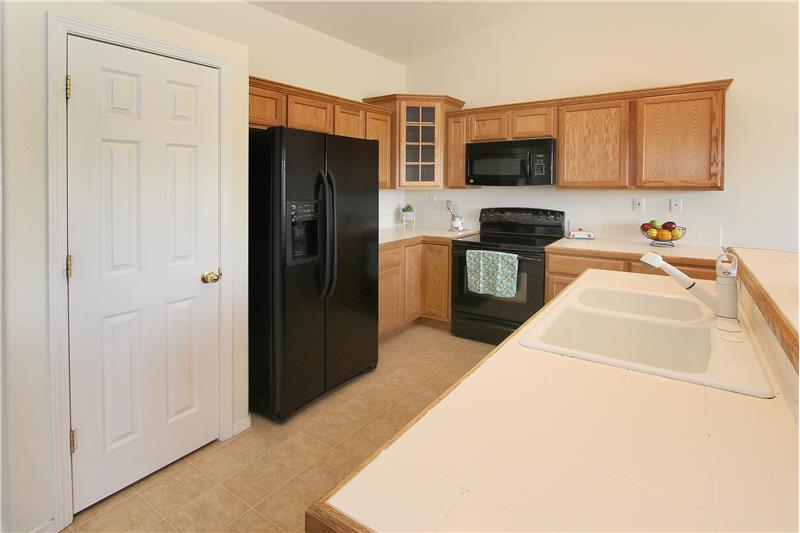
[[249, 127, 378, 420], [452, 207, 565, 344], [466, 138, 556, 186]]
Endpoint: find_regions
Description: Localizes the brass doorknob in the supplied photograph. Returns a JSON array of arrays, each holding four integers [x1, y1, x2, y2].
[[200, 270, 221, 284]]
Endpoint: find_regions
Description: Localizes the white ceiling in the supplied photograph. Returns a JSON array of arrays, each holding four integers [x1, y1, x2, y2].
[[251, 2, 532, 64]]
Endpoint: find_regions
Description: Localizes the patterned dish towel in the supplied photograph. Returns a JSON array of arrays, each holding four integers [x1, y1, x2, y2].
[[466, 250, 519, 298]]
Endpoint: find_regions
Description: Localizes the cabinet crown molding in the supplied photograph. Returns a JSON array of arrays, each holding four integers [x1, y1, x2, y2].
[[446, 78, 733, 116]]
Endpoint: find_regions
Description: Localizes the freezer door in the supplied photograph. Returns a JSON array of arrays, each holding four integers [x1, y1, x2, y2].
[[324, 134, 379, 389], [276, 128, 327, 418]]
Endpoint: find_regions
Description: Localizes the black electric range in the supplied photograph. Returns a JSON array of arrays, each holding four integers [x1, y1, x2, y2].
[[451, 207, 565, 344]]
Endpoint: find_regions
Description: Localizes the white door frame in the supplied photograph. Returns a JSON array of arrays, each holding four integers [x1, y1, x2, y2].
[[46, 13, 235, 530]]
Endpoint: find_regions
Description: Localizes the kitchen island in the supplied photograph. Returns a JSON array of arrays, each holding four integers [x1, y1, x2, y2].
[[307, 270, 798, 532]]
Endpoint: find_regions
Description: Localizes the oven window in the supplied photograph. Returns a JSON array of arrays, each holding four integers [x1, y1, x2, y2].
[[472, 156, 525, 177]]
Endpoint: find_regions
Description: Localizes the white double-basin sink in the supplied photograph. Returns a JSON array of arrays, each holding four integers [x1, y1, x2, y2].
[[520, 270, 774, 398]]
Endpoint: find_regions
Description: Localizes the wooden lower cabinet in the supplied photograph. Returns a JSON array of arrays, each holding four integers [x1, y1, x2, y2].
[[546, 273, 575, 302], [378, 248, 404, 335], [379, 240, 453, 338], [404, 244, 422, 320], [421, 244, 450, 320], [545, 249, 717, 302]]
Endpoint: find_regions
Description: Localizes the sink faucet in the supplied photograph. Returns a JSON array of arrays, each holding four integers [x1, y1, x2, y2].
[[639, 252, 739, 320]]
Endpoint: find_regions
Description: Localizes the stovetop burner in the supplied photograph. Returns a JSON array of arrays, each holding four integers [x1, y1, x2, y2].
[[453, 207, 565, 253]]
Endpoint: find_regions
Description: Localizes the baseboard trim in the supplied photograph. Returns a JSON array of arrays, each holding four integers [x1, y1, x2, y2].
[[30, 519, 56, 533], [232, 415, 252, 436]]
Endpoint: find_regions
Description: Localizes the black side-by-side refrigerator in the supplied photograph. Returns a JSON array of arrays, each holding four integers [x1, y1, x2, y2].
[[249, 127, 378, 420]]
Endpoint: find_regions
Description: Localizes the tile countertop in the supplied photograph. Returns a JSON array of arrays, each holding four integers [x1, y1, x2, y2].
[[324, 270, 798, 532], [547, 237, 723, 262], [729, 247, 798, 332], [378, 226, 478, 245]]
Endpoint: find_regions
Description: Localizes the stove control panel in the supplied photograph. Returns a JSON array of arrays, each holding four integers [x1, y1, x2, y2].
[[479, 208, 564, 226]]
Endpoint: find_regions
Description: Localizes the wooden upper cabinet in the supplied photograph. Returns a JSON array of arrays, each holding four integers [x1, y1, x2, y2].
[[510, 106, 554, 138], [445, 115, 467, 189], [366, 112, 393, 189], [557, 100, 630, 188], [634, 91, 723, 189], [287, 95, 334, 133], [469, 111, 508, 142], [399, 100, 443, 188], [334, 105, 365, 138], [249, 86, 286, 127]]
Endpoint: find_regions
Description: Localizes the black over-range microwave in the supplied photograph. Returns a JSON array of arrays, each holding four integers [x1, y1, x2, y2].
[[466, 138, 555, 186]]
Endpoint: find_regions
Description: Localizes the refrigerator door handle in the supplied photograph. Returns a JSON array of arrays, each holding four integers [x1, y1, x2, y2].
[[317, 169, 331, 300], [326, 170, 339, 298]]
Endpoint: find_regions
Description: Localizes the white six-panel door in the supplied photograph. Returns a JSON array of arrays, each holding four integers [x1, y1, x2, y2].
[[67, 36, 221, 511]]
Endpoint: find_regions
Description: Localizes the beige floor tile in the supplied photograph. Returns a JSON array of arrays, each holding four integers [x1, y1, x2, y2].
[[74, 495, 163, 532], [298, 449, 361, 491], [189, 439, 256, 481], [269, 432, 331, 473], [299, 408, 371, 447], [138, 463, 216, 516], [133, 458, 189, 492], [166, 485, 249, 532], [224, 510, 282, 532], [221, 455, 296, 505], [235, 418, 299, 455], [71, 485, 139, 526], [254, 477, 325, 532]]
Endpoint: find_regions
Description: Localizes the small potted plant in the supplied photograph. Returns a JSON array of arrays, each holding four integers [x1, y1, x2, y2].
[[401, 203, 415, 228]]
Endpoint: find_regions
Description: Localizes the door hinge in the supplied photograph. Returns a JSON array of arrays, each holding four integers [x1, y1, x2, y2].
[[65, 75, 71, 100], [69, 429, 76, 453], [66, 254, 73, 279]]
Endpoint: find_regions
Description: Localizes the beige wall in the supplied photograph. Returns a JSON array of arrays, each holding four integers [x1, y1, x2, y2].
[[401, 2, 798, 251], [124, 2, 407, 101]]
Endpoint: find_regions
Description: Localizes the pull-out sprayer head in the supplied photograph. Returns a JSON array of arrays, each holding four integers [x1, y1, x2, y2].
[[640, 251, 666, 270]]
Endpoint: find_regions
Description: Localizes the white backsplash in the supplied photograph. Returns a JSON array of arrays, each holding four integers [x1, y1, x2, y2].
[[380, 188, 725, 247]]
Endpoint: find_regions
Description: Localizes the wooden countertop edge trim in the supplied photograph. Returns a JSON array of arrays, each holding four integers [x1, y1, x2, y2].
[[304, 279, 578, 532], [445, 78, 733, 117], [545, 245, 718, 267], [727, 248, 799, 372], [249, 75, 392, 115], [379, 232, 478, 250]]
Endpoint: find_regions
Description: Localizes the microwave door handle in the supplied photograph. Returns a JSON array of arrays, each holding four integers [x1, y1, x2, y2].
[[526, 152, 532, 183]]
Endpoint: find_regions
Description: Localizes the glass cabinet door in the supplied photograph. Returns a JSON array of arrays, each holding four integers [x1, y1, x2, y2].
[[402, 102, 439, 186]]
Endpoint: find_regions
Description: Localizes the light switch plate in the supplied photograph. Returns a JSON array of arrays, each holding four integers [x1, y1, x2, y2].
[[632, 198, 646, 212]]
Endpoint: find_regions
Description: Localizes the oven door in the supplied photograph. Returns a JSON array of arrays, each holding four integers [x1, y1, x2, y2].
[[451, 247, 545, 325]]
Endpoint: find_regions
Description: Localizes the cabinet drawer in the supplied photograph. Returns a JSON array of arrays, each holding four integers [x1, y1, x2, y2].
[[287, 95, 334, 133], [469, 112, 509, 142], [547, 253, 625, 276], [510, 106, 554, 138], [249, 86, 286, 127], [627, 261, 716, 280], [334, 105, 365, 138], [379, 248, 404, 271]]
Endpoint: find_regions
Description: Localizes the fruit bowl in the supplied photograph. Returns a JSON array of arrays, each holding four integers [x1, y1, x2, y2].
[[640, 221, 686, 247]]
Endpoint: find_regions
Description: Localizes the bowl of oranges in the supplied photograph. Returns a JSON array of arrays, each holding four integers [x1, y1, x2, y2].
[[640, 220, 685, 247]]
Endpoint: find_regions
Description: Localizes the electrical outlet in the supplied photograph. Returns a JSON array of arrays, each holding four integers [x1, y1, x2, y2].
[[670, 198, 684, 213], [632, 198, 646, 212]]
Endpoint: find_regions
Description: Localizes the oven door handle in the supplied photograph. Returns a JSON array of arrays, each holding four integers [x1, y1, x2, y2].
[[517, 255, 543, 263]]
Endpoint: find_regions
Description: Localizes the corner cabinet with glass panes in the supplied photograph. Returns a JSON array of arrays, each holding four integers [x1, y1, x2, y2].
[[362, 94, 465, 189]]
